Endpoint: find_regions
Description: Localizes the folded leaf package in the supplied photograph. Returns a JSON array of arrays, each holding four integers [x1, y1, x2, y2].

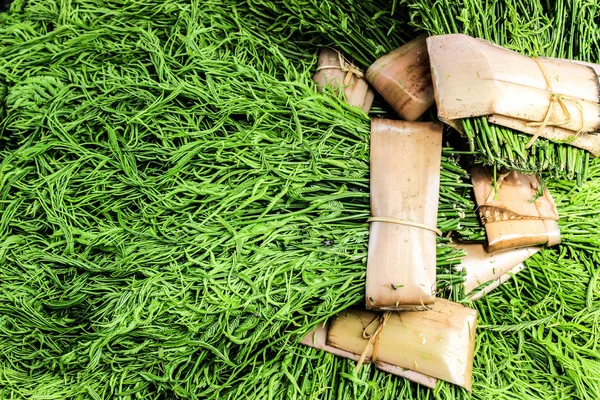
[[455, 243, 540, 300], [300, 322, 438, 389], [367, 119, 442, 311], [301, 299, 477, 391], [313, 48, 375, 113], [471, 166, 560, 253], [427, 34, 600, 155], [366, 35, 434, 121]]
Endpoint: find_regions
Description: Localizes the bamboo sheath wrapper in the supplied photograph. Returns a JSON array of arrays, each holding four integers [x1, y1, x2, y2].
[[427, 34, 600, 155], [310, 299, 477, 391], [455, 243, 540, 299], [367, 119, 443, 311], [300, 322, 438, 389], [471, 166, 560, 253], [313, 48, 374, 113], [366, 35, 434, 121], [560, 58, 600, 76]]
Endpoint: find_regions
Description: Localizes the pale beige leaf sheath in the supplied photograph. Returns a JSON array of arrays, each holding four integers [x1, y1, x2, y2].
[[367, 119, 443, 310], [300, 322, 438, 389], [366, 35, 434, 121], [471, 166, 560, 253], [427, 34, 600, 154], [326, 299, 478, 391], [455, 243, 540, 299], [313, 48, 375, 113]]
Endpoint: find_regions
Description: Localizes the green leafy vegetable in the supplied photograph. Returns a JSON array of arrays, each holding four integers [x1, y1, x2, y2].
[[0, 0, 598, 399]]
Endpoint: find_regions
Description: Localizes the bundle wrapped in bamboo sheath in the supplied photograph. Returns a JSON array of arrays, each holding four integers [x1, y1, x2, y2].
[[313, 48, 375, 113], [471, 166, 560, 253], [367, 119, 443, 311], [300, 322, 438, 389], [366, 35, 434, 121], [427, 34, 600, 155], [454, 243, 540, 300], [301, 298, 477, 391]]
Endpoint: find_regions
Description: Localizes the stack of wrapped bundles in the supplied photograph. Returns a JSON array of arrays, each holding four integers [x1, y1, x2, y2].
[[300, 31, 591, 390]]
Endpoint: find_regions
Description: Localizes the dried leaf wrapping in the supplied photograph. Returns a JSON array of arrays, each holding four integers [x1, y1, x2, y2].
[[427, 34, 600, 155], [471, 166, 560, 252], [367, 119, 442, 310]]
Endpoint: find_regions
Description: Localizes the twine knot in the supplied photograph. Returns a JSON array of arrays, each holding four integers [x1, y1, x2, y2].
[[316, 50, 364, 86], [524, 57, 585, 149], [355, 311, 392, 372]]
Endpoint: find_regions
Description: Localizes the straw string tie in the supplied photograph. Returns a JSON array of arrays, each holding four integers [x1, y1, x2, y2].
[[367, 217, 442, 236], [525, 57, 585, 149], [316, 50, 364, 85], [355, 311, 392, 372]]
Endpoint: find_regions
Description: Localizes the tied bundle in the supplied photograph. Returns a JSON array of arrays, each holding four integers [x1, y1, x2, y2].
[[313, 48, 374, 112], [365, 35, 434, 121], [453, 243, 540, 300], [471, 167, 560, 253], [366, 119, 443, 311], [301, 299, 478, 391], [427, 34, 600, 157]]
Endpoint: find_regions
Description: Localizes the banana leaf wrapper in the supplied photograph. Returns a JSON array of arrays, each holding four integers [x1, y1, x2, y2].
[[300, 321, 438, 389], [471, 166, 560, 253], [427, 34, 600, 155], [455, 243, 540, 300], [366, 35, 434, 121], [367, 119, 443, 311], [301, 299, 477, 391]]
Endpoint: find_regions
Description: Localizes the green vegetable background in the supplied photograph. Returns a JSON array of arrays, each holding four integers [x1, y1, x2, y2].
[[0, 0, 599, 398]]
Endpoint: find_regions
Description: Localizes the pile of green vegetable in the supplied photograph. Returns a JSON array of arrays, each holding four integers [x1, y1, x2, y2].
[[0, 0, 599, 399]]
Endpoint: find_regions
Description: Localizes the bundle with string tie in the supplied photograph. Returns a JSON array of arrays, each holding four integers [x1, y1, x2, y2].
[[315, 49, 364, 85], [525, 57, 585, 148], [471, 166, 560, 253], [301, 301, 478, 391], [313, 48, 374, 113], [355, 311, 391, 372], [427, 34, 600, 157], [366, 119, 443, 311]]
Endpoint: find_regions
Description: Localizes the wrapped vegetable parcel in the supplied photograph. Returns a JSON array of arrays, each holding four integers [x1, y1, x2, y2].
[[313, 48, 375, 113], [300, 321, 437, 389], [427, 34, 600, 155], [471, 166, 560, 253], [367, 119, 443, 311], [455, 243, 540, 300], [301, 299, 477, 391], [366, 35, 434, 121]]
